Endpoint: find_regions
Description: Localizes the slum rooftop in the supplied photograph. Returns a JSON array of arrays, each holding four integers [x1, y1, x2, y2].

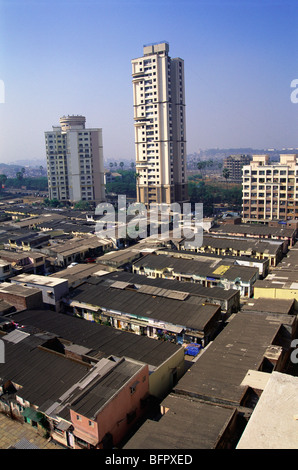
[[210, 223, 296, 238], [0, 332, 143, 423], [133, 253, 259, 282], [157, 247, 269, 266], [273, 246, 298, 272], [5, 309, 182, 369], [0, 282, 42, 298], [173, 312, 286, 407], [10, 273, 68, 287], [124, 393, 237, 449], [68, 275, 220, 331], [241, 297, 295, 315], [198, 235, 284, 255], [97, 270, 239, 301]]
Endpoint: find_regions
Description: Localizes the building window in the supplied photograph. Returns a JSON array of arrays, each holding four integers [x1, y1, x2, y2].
[[130, 380, 139, 394]]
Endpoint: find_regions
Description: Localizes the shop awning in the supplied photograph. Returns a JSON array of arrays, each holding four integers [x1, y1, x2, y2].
[[162, 324, 184, 334], [73, 429, 99, 446], [56, 420, 72, 432], [69, 300, 101, 312]]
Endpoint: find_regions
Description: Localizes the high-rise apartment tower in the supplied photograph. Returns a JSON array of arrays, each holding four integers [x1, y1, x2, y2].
[[223, 154, 252, 183], [45, 115, 105, 204], [132, 42, 188, 206], [242, 154, 298, 221]]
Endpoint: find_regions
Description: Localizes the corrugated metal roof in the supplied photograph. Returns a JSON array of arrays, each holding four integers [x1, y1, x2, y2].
[[99, 270, 238, 301], [0, 340, 91, 408], [133, 253, 258, 282], [6, 309, 182, 368], [70, 280, 219, 331], [174, 312, 283, 406]]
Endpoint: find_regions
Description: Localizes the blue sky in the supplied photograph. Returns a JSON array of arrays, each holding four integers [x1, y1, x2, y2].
[[0, 0, 297, 164]]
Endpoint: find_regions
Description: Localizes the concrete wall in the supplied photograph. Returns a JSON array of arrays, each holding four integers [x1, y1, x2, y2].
[[148, 347, 185, 399]]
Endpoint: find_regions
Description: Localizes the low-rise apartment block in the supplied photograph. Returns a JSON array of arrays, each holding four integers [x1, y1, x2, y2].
[[10, 274, 69, 312], [183, 235, 284, 267], [0, 250, 47, 275], [210, 222, 296, 249], [65, 275, 223, 347], [132, 253, 259, 297], [253, 245, 298, 308], [40, 236, 113, 268], [0, 260, 12, 280], [157, 247, 270, 278], [8, 232, 51, 252], [0, 327, 149, 449], [95, 270, 241, 314], [3, 307, 185, 402]]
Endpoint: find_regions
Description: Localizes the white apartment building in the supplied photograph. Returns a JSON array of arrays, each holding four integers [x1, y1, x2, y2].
[[131, 42, 188, 206], [45, 115, 105, 204], [242, 154, 298, 222]]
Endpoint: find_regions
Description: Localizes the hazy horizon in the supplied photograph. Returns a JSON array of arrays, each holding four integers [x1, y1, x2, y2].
[[0, 0, 297, 164]]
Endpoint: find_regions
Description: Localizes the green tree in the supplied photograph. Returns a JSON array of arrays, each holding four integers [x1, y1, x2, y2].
[[43, 197, 61, 208], [74, 200, 91, 211], [197, 161, 206, 179], [105, 169, 137, 198], [16, 171, 23, 181], [223, 168, 230, 186], [0, 174, 7, 188], [120, 162, 124, 169]]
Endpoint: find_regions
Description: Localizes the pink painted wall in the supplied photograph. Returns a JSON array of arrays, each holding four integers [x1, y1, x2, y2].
[[71, 364, 149, 448]]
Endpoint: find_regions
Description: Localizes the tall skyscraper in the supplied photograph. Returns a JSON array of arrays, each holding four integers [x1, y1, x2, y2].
[[242, 154, 298, 221], [45, 115, 105, 204], [131, 42, 188, 206]]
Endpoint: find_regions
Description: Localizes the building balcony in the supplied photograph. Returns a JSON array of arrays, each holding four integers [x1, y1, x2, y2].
[[134, 117, 151, 123], [132, 69, 145, 77]]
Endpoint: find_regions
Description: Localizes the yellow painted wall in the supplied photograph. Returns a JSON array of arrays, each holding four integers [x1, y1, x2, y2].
[[148, 347, 185, 399], [254, 286, 298, 309]]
